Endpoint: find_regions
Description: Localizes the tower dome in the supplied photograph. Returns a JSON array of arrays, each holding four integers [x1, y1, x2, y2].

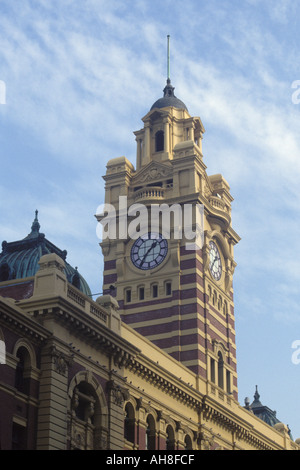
[[0, 211, 92, 296], [150, 78, 188, 112]]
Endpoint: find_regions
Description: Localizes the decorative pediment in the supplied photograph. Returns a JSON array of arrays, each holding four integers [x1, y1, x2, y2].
[[132, 161, 173, 185], [142, 108, 170, 123]]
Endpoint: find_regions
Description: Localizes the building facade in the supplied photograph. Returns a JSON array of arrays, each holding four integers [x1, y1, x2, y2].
[[0, 78, 299, 451]]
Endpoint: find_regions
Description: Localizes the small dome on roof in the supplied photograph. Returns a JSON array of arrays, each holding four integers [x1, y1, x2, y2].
[[0, 211, 91, 297], [150, 79, 188, 112]]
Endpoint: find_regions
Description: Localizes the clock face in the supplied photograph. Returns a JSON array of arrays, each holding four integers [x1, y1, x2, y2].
[[130, 233, 168, 270], [209, 241, 222, 281]]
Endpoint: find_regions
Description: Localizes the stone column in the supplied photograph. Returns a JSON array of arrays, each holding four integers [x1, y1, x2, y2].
[[136, 138, 142, 169], [144, 122, 151, 164], [164, 118, 170, 154]]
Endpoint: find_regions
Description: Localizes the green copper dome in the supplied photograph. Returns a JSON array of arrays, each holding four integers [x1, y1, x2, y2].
[[0, 211, 92, 297]]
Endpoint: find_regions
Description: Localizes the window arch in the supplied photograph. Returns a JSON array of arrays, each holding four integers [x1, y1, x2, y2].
[[155, 131, 164, 152], [68, 372, 108, 450], [15, 346, 31, 394], [146, 415, 156, 450], [184, 434, 193, 450], [124, 402, 135, 444], [166, 424, 175, 450]]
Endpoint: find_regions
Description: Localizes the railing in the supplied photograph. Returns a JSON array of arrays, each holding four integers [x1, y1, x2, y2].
[[67, 286, 108, 325], [67, 286, 86, 307], [209, 196, 225, 211], [134, 186, 164, 202], [90, 304, 107, 324]]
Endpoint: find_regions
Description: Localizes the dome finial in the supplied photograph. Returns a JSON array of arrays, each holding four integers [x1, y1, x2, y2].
[[253, 385, 261, 403], [30, 209, 40, 234]]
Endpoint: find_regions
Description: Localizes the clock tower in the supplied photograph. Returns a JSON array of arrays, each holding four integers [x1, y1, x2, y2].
[[97, 75, 240, 399]]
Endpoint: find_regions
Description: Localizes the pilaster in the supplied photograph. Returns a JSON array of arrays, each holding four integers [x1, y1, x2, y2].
[[36, 343, 72, 450]]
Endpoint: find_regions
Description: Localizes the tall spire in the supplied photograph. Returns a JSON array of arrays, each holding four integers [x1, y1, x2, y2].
[[164, 35, 175, 98], [150, 35, 188, 111], [167, 34, 170, 81]]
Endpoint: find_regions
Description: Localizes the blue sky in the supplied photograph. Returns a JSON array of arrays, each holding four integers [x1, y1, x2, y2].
[[1, 0, 300, 441]]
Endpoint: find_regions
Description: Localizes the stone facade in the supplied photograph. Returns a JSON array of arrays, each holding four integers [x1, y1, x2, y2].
[[0, 252, 299, 450]]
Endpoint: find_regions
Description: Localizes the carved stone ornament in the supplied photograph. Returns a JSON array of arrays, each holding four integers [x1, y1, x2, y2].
[[133, 162, 172, 184], [107, 380, 130, 407], [50, 345, 73, 376], [199, 430, 215, 450]]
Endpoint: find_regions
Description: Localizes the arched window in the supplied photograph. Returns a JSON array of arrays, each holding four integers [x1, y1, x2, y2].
[[72, 382, 96, 424], [146, 415, 156, 450], [70, 381, 104, 450], [184, 434, 193, 450], [166, 425, 175, 450], [15, 346, 31, 394], [218, 352, 224, 389], [155, 131, 164, 152], [124, 403, 135, 444], [68, 373, 108, 450]]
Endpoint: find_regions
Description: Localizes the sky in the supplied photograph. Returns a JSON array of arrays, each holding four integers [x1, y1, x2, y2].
[[0, 0, 300, 442]]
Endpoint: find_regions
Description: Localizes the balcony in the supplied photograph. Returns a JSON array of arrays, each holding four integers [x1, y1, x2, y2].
[[209, 195, 225, 211], [134, 186, 165, 202]]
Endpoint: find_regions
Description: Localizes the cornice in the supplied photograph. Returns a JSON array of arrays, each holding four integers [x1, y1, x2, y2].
[[127, 355, 201, 409], [0, 297, 50, 345], [126, 352, 287, 450], [17, 294, 140, 367], [200, 396, 283, 450]]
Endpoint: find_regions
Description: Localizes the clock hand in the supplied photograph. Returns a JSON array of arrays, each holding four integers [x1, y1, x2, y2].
[[140, 240, 158, 265], [211, 256, 218, 270]]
